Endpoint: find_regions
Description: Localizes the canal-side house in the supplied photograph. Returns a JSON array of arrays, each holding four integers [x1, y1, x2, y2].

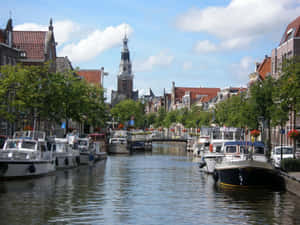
[[77, 68, 108, 133], [13, 18, 57, 72], [170, 81, 220, 111], [270, 16, 300, 151], [0, 18, 22, 135], [0, 18, 58, 135]]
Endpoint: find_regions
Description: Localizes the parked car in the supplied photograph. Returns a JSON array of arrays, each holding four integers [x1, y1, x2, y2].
[[271, 146, 294, 168]]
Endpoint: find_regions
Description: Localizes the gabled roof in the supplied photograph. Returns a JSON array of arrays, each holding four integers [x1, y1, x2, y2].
[[175, 87, 220, 103], [13, 31, 46, 60], [280, 16, 300, 45], [77, 70, 101, 86], [257, 56, 271, 80], [56, 56, 73, 73]]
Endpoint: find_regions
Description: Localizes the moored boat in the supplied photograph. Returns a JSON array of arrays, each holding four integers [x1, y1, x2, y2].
[[77, 137, 96, 164], [89, 133, 107, 161], [0, 131, 56, 179], [108, 130, 129, 154], [49, 137, 80, 169], [214, 141, 283, 188]]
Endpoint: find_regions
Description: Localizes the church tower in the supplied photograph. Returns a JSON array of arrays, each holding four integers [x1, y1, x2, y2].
[[111, 35, 138, 106], [117, 35, 133, 98]]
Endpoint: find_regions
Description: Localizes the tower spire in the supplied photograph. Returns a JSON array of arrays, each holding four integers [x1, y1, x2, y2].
[[49, 18, 53, 31]]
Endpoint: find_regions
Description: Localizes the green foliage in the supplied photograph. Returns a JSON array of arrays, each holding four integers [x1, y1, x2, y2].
[[0, 64, 107, 130], [281, 158, 300, 172], [111, 99, 145, 128]]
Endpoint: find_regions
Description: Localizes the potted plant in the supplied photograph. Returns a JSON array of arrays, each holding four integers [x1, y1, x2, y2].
[[288, 129, 300, 140], [250, 129, 260, 138]]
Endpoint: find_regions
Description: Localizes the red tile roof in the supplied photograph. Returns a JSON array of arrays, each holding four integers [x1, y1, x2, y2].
[[257, 57, 271, 80], [77, 70, 102, 86], [175, 87, 220, 103], [13, 31, 46, 60], [280, 16, 300, 45]]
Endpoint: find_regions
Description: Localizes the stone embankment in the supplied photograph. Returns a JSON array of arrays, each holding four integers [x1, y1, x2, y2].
[[280, 172, 300, 197]]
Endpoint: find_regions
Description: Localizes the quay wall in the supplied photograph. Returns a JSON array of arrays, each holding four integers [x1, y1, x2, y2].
[[280, 172, 300, 197]]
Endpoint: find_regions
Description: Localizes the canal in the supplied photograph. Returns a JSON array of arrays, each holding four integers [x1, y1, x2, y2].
[[0, 143, 300, 225]]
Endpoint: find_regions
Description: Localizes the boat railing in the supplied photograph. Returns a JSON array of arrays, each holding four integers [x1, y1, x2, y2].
[[13, 131, 46, 141]]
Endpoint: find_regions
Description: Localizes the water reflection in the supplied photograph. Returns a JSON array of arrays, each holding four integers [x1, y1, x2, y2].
[[0, 144, 299, 225]]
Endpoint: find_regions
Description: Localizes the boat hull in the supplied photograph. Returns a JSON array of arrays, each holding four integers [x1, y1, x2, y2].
[[79, 152, 96, 165], [55, 155, 79, 169], [0, 160, 56, 179], [108, 144, 129, 154], [215, 161, 283, 188], [203, 154, 224, 174]]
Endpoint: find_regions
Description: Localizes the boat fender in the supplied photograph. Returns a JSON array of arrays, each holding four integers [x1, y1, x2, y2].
[[0, 163, 8, 175], [28, 164, 36, 173], [65, 157, 69, 166], [199, 161, 207, 169], [213, 170, 219, 182], [76, 156, 80, 165], [209, 144, 213, 152], [55, 158, 59, 166]]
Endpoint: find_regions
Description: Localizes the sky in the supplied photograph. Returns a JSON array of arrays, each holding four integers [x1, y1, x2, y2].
[[1, 0, 300, 102]]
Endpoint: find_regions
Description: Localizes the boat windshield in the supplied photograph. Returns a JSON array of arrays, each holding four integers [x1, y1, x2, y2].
[[5, 140, 36, 150], [78, 140, 88, 146], [225, 146, 237, 153], [275, 147, 293, 154]]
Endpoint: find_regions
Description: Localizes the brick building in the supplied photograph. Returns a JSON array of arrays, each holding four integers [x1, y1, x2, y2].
[[270, 16, 300, 150], [170, 81, 220, 111]]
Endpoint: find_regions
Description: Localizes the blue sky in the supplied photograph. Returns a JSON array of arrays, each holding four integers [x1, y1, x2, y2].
[[1, 0, 300, 101]]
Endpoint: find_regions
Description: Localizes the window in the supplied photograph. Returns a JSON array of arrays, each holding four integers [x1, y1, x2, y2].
[[226, 146, 237, 153]]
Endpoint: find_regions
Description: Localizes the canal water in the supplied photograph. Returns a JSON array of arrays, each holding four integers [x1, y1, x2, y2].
[[0, 143, 300, 225]]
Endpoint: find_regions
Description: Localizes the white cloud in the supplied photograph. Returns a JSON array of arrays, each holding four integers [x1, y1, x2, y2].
[[183, 61, 192, 70], [194, 40, 218, 53], [177, 0, 300, 50], [135, 51, 174, 72], [231, 56, 254, 82], [14, 20, 80, 46], [15, 20, 133, 63], [59, 23, 133, 63]]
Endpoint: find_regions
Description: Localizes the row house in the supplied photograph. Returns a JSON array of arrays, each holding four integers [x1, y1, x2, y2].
[[141, 89, 165, 114], [170, 81, 220, 111], [13, 18, 57, 71], [270, 16, 300, 149], [248, 55, 271, 85], [0, 19, 20, 66], [215, 87, 247, 105]]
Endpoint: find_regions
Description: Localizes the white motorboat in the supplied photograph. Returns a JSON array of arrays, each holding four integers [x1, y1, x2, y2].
[[199, 127, 242, 174], [214, 141, 283, 188], [108, 130, 129, 154], [89, 133, 107, 161], [49, 138, 80, 169], [0, 131, 56, 179], [77, 137, 96, 165]]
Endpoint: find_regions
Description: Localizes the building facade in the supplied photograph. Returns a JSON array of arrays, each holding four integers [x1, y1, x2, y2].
[[170, 81, 220, 111], [111, 35, 138, 106], [270, 16, 300, 150]]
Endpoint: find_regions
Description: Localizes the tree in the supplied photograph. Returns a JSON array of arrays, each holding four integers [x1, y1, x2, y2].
[[274, 57, 300, 158], [111, 99, 145, 128]]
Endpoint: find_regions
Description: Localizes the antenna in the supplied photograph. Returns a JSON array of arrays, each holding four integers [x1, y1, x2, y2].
[[9, 10, 12, 19]]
